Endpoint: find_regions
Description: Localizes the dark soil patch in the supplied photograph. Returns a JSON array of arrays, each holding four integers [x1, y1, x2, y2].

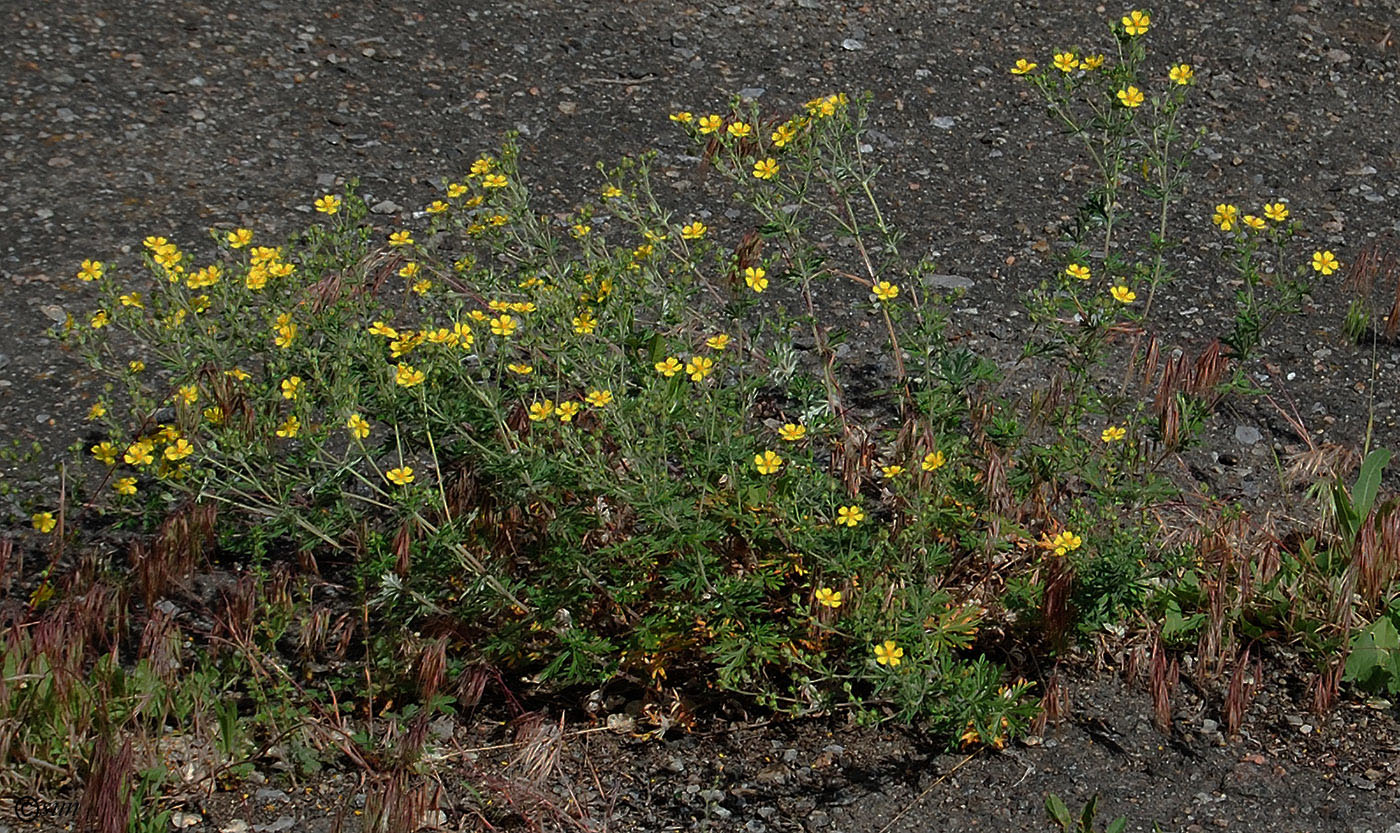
[[3, 0, 1400, 830]]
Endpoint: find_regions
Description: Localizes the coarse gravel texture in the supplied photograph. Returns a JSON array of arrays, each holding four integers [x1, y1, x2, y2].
[[2, 0, 1400, 830]]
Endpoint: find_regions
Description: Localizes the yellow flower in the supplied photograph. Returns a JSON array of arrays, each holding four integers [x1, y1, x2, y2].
[[249, 246, 281, 266], [771, 122, 798, 147], [142, 236, 167, 250], [528, 399, 555, 421], [922, 450, 946, 472], [411, 279, 432, 296], [490, 315, 517, 338], [601, 184, 623, 199], [744, 266, 768, 292], [572, 312, 598, 334], [1065, 263, 1091, 281], [778, 423, 806, 442], [655, 357, 683, 377], [1053, 51, 1079, 72], [164, 438, 194, 461], [507, 363, 534, 375], [706, 333, 730, 350], [369, 321, 399, 338], [1263, 202, 1289, 222], [1081, 54, 1105, 70], [815, 587, 843, 609], [399, 262, 420, 279], [32, 512, 57, 533], [446, 183, 468, 198], [245, 265, 268, 290], [881, 464, 905, 478], [386, 466, 414, 486], [470, 157, 494, 176], [87, 402, 107, 420], [275, 416, 301, 439], [203, 406, 225, 425], [698, 114, 723, 134], [90, 310, 109, 329], [685, 355, 715, 381], [281, 376, 302, 399], [92, 441, 117, 464], [874, 640, 903, 667], [274, 322, 297, 349], [571, 223, 591, 238], [482, 173, 508, 189], [314, 194, 341, 214], [128, 360, 145, 374], [1243, 214, 1266, 231], [1116, 86, 1145, 108], [1122, 10, 1150, 36], [754, 450, 783, 475], [426, 200, 449, 214], [872, 281, 899, 301], [585, 389, 613, 407], [556, 401, 582, 422], [681, 221, 707, 240], [454, 322, 475, 349], [124, 441, 154, 467], [1312, 250, 1340, 275], [346, 413, 371, 440], [227, 228, 253, 248], [114, 477, 137, 495], [1010, 58, 1037, 75], [727, 121, 752, 138], [388, 230, 413, 247], [1213, 203, 1240, 230], [176, 385, 198, 405], [1169, 63, 1194, 85], [78, 259, 104, 281], [836, 505, 865, 527], [118, 292, 143, 309], [394, 363, 426, 387], [752, 158, 779, 179], [1110, 285, 1137, 304], [1101, 425, 1127, 443]]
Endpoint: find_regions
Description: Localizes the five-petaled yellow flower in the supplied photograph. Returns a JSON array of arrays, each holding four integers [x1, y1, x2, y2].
[[78, 259, 104, 281], [386, 466, 414, 486], [601, 185, 623, 199], [685, 355, 715, 382], [778, 423, 807, 442], [1242, 214, 1266, 230], [1169, 63, 1194, 85], [681, 221, 707, 240], [1053, 51, 1079, 72], [346, 413, 371, 439], [1082, 54, 1105, 70], [507, 363, 533, 375], [727, 121, 752, 138], [490, 315, 517, 337], [446, 183, 468, 198], [752, 158, 779, 180], [874, 640, 903, 667], [872, 281, 899, 301], [816, 587, 843, 609], [314, 194, 341, 214], [1065, 263, 1091, 281], [227, 228, 253, 248], [1122, 10, 1150, 36], [177, 385, 198, 405], [922, 450, 946, 472], [754, 450, 783, 475], [585, 389, 613, 408], [388, 230, 413, 247], [1312, 250, 1340, 275], [394, 363, 426, 387], [281, 376, 302, 399], [698, 114, 723, 134], [1110, 285, 1137, 303], [114, 477, 137, 495], [369, 321, 399, 338], [745, 266, 768, 292], [124, 441, 154, 467], [470, 158, 494, 176], [836, 505, 865, 527], [1043, 530, 1083, 556], [1263, 202, 1289, 222], [92, 441, 117, 465], [655, 357, 683, 377], [881, 464, 905, 478], [669, 111, 693, 123], [425, 200, 449, 214], [528, 399, 555, 421], [556, 401, 582, 422], [87, 402, 107, 420], [1116, 86, 1144, 108], [706, 333, 730, 350], [32, 512, 57, 533], [1010, 58, 1037, 75], [482, 173, 508, 189], [572, 312, 598, 334], [1101, 425, 1127, 443], [164, 438, 194, 461], [1213, 203, 1239, 230]]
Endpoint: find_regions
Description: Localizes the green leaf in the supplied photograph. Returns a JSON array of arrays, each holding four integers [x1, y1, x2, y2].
[[1080, 794, 1099, 831], [1106, 817, 1128, 833], [1045, 794, 1073, 830], [1352, 448, 1392, 524]]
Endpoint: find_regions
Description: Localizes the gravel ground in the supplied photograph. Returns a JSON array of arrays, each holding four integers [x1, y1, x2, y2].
[[2, 0, 1399, 830]]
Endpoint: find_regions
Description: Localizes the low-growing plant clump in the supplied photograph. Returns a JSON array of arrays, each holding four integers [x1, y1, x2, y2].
[[3, 8, 1397, 828]]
